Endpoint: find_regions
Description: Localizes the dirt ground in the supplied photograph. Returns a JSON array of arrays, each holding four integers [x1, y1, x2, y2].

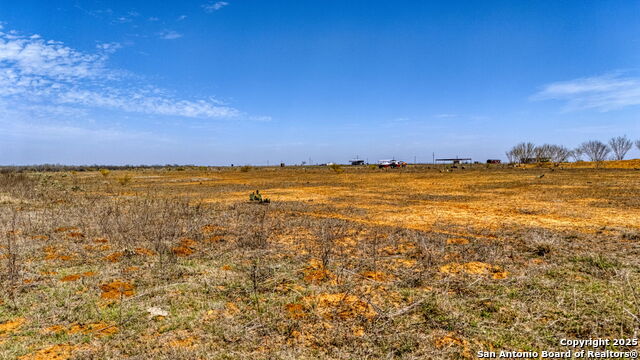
[[1, 163, 639, 359]]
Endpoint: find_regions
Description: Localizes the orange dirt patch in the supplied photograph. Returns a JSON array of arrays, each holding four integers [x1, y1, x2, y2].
[[60, 274, 81, 282], [434, 332, 472, 357], [60, 272, 95, 282], [43, 247, 74, 261], [172, 238, 197, 257], [67, 322, 118, 337], [31, 235, 49, 241], [54, 227, 79, 233], [45, 322, 117, 337], [204, 302, 241, 320], [201, 224, 224, 233], [361, 271, 394, 282], [168, 336, 197, 348], [99, 280, 135, 299], [134, 247, 155, 256], [435, 333, 465, 348], [285, 303, 306, 319], [303, 293, 377, 320], [380, 243, 416, 255], [66, 232, 85, 239], [394, 258, 417, 268], [105, 251, 124, 262], [93, 238, 108, 243], [43, 325, 65, 334], [204, 235, 225, 243], [302, 259, 336, 283], [352, 325, 365, 337], [124, 266, 140, 273], [0, 317, 25, 335], [439, 261, 509, 279], [447, 237, 470, 245], [18, 344, 76, 360]]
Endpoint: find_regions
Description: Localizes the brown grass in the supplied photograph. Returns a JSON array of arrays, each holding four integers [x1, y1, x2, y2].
[[0, 164, 639, 358]]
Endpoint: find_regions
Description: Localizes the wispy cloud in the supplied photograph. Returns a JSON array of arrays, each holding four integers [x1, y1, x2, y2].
[[177, 15, 187, 21], [532, 73, 640, 112], [202, 1, 229, 13], [433, 113, 458, 119], [157, 30, 183, 40], [0, 27, 240, 120], [96, 42, 122, 54]]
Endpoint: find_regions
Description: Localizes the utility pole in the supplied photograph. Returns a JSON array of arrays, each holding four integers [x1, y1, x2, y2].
[[432, 152, 435, 164], [414, 155, 417, 164]]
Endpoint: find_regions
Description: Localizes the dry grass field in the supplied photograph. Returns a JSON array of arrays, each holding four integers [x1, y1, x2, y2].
[[1, 163, 640, 359]]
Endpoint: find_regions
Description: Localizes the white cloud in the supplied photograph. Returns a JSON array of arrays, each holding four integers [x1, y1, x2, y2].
[[148, 17, 159, 22], [158, 30, 183, 40], [0, 28, 240, 120], [56, 89, 240, 118], [96, 42, 122, 54], [532, 73, 640, 112], [177, 15, 187, 21], [202, 1, 229, 12], [0, 33, 107, 81]]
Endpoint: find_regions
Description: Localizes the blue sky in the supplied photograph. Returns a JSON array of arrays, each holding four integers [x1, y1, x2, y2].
[[1, 0, 639, 165]]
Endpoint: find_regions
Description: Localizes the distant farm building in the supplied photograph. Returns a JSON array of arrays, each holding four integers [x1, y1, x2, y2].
[[349, 159, 365, 165], [486, 159, 501, 164], [436, 157, 472, 165]]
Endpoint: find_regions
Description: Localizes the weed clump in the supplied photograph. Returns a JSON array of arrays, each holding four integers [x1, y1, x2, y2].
[[249, 190, 270, 203], [329, 163, 344, 173], [117, 174, 132, 186]]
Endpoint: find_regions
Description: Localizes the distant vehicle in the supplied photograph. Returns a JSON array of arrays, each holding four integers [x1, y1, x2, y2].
[[486, 159, 501, 164], [349, 159, 365, 165], [378, 159, 407, 168]]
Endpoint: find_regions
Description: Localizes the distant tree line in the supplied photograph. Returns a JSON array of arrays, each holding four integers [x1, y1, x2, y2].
[[506, 135, 639, 163], [0, 164, 204, 173]]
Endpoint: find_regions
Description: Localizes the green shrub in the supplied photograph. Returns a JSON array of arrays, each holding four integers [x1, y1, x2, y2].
[[249, 190, 270, 203]]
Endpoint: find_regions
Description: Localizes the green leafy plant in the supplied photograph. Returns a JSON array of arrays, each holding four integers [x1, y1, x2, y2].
[[249, 190, 270, 203]]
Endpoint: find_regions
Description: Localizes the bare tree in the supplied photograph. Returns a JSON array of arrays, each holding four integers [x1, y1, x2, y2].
[[608, 136, 633, 160], [549, 145, 571, 162], [505, 150, 515, 164], [570, 148, 583, 162], [534, 144, 553, 161], [535, 144, 571, 162], [578, 140, 611, 162], [636, 139, 640, 152], [508, 142, 536, 163]]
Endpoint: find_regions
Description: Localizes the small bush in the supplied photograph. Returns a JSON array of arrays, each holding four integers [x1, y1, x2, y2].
[[249, 190, 270, 203], [99, 169, 110, 177], [240, 165, 252, 173], [329, 164, 344, 173], [118, 174, 132, 186]]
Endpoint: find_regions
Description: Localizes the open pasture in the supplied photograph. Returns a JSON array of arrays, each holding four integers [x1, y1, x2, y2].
[[1, 165, 639, 359]]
